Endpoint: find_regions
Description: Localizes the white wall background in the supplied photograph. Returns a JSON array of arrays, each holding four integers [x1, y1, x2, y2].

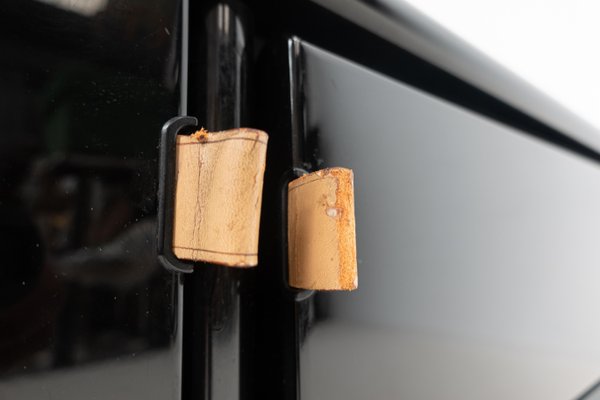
[[404, 0, 600, 132]]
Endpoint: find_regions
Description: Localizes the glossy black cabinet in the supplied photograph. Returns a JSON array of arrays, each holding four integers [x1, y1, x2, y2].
[[3, 1, 600, 399]]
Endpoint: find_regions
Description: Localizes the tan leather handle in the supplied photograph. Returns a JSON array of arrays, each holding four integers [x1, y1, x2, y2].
[[172, 128, 268, 267], [288, 167, 358, 290]]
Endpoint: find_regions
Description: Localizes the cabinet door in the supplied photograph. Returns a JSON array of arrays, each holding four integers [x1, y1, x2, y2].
[[287, 39, 600, 400], [0, 1, 183, 399]]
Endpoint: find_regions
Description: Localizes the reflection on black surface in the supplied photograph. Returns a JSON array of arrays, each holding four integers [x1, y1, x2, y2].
[[0, 0, 182, 398], [294, 39, 600, 400]]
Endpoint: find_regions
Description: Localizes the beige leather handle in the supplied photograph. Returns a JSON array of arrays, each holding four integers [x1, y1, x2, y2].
[[172, 128, 268, 267], [288, 167, 358, 290]]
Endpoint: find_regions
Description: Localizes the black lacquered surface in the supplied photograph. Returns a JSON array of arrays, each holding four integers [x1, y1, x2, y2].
[[0, 1, 183, 398], [183, 2, 254, 399], [6, 1, 600, 399], [290, 39, 600, 400]]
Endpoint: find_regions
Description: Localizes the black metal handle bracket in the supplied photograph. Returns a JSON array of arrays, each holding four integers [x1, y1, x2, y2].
[[157, 116, 198, 273]]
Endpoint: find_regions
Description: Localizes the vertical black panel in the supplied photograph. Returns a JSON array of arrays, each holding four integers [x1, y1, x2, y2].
[[250, 37, 311, 400], [184, 2, 253, 400]]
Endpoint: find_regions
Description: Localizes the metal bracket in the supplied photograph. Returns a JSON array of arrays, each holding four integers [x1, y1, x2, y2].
[[157, 115, 198, 273]]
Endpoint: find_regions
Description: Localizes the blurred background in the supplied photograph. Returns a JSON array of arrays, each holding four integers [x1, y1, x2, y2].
[[406, 0, 600, 131]]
